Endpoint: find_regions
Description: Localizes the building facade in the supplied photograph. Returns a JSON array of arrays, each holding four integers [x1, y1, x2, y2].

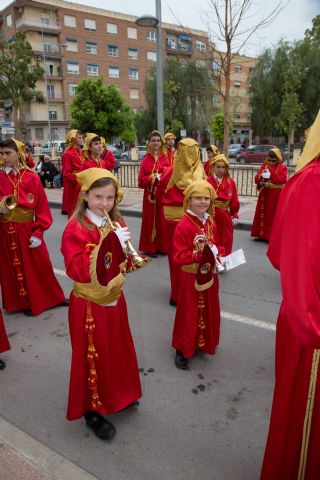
[[0, 0, 255, 144]]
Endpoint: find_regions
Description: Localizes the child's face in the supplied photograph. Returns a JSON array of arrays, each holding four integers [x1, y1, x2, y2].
[[2, 147, 20, 169], [85, 184, 116, 217], [149, 135, 161, 152], [90, 140, 101, 157], [189, 196, 210, 218], [212, 161, 226, 178]]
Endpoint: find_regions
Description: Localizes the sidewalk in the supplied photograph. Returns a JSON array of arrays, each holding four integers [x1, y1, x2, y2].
[[0, 417, 97, 480], [45, 188, 256, 231]]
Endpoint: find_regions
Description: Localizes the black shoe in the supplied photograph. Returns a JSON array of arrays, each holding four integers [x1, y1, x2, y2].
[[84, 411, 116, 440], [24, 309, 35, 317], [148, 253, 158, 258], [169, 299, 177, 307], [59, 299, 69, 307], [175, 350, 189, 370], [0, 359, 6, 370]]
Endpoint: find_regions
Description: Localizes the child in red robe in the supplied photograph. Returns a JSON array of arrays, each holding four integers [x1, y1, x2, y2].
[[138, 130, 170, 257], [61, 168, 141, 440], [0, 139, 67, 316], [172, 179, 222, 369], [251, 147, 287, 241], [207, 153, 240, 256], [61, 130, 84, 217]]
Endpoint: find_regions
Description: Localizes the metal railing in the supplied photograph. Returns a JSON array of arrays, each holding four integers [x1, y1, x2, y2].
[[114, 162, 295, 197]]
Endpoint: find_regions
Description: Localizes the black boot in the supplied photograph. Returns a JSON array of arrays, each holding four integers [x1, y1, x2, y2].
[[84, 411, 116, 440], [0, 359, 6, 370], [175, 350, 189, 370]]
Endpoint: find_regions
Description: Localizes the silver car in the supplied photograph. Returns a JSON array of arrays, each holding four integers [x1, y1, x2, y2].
[[228, 143, 244, 159]]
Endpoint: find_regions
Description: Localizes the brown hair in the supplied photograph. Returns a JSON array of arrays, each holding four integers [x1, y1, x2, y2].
[[76, 177, 122, 230]]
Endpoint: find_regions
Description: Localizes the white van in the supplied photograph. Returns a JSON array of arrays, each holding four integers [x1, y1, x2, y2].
[[41, 141, 65, 156]]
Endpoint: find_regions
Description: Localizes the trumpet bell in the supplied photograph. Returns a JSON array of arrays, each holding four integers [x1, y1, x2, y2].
[[126, 243, 151, 272], [5, 195, 18, 210]]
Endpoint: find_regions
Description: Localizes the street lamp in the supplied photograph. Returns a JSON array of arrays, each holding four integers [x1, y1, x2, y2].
[[41, 29, 52, 147], [136, 0, 164, 135]]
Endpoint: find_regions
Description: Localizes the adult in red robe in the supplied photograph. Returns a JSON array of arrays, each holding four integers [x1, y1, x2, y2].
[[159, 138, 206, 304], [251, 147, 287, 241], [0, 309, 10, 370], [172, 180, 221, 369], [61, 168, 141, 435], [99, 137, 116, 171], [203, 144, 219, 175], [0, 139, 66, 316], [260, 113, 320, 479], [61, 130, 84, 217], [207, 154, 240, 255], [138, 130, 170, 256], [164, 132, 176, 166]]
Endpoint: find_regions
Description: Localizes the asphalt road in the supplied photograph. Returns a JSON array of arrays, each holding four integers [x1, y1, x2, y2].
[[1, 211, 282, 480]]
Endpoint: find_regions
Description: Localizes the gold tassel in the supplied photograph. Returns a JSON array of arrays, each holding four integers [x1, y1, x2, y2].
[[85, 302, 102, 410], [197, 291, 206, 348]]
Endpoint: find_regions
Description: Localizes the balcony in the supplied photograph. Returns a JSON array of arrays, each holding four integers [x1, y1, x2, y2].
[[16, 18, 60, 33]]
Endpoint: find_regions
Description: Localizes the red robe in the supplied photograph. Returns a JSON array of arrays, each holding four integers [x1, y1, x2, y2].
[[61, 146, 83, 217], [158, 166, 183, 303], [172, 213, 221, 358], [0, 310, 10, 354], [0, 169, 65, 315], [25, 155, 35, 169], [61, 217, 142, 420], [207, 175, 240, 255], [251, 163, 287, 240], [261, 159, 320, 479], [166, 147, 176, 166], [138, 153, 170, 254], [100, 147, 116, 171]]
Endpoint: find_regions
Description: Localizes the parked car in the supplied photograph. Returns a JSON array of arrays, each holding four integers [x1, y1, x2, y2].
[[228, 143, 245, 159], [122, 145, 147, 161], [41, 141, 65, 156], [235, 144, 278, 164]]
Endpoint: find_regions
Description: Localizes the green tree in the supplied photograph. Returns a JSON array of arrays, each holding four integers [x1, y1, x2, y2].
[[305, 15, 320, 46], [70, 77, 136, 143], [210, 112, 233, 146], [139, 58, 215, 141], [0, 31, 44, 139]]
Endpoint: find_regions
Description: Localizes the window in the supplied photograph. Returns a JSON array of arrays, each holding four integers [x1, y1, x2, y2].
[[6, 15, 12, 27], [107, 23, 117, 35], [147, 31, 156, 43], [247, 112, 252, 120], [128, 48, 138, 60], [167, 36, 177, 50], [129, 89, 139, 100], [45, 63, 54, 76], [108, 66, 119, 78], [43, 42, 59, 54], [249, 66, 255, 74], [67, 62, 79, 74], [86, 42, 97, 54], [234, 64, 242, 73], [49, 110, 57, 121], [64, 15, 76, 28], [47, 84, 55, 99], [65, 38, 78, 53], [128, 68, 139, 80], [196, 59, 207, 67], [212, 59, 221, 70], [84, 19, 96, 32], [234, 81, 241, 88], [234, 112, 241, 119], [196, 40, 206, 52], [68, 84, 77, 96], [35, 128, 44, 140], [108, 44, 118, 57], [127, 27, 137, 39], [41, 17, 50, 27], [87, 64, 99, 76], [147, 51, 157, 62]]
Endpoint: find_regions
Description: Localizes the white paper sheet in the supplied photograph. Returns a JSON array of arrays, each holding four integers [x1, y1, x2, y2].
[[224, 248, 246, 271]]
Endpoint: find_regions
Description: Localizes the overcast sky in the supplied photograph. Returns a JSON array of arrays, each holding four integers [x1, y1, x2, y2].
[[1, 0, 318, 56]]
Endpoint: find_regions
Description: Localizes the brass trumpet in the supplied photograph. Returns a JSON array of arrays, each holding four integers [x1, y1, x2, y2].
[[104, 210, 150, 272], [0, 195, 18, 211]]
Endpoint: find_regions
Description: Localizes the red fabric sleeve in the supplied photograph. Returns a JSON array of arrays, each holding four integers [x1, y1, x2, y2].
[[173, 221, 198, 266], [61, 220, 94, 283], [270, 164, 287, 184], [102, 150, 116, 171], [229, 179, 240, 218], [30, 176, 53, 239], [138, 157, 153, 189]]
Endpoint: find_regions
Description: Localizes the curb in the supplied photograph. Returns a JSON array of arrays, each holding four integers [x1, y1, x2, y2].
[[0, 417, 97, 480]]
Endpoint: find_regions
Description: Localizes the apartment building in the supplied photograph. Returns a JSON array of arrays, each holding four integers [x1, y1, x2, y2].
[[0, 0, 255, 144]]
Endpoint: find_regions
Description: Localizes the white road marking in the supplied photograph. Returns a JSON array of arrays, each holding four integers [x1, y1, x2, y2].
[[221, 310, 276, 331], [53, 268, 276, 332]]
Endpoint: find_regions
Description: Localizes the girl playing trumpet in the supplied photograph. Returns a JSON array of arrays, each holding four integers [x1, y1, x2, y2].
[[61, 168, 142, 440]]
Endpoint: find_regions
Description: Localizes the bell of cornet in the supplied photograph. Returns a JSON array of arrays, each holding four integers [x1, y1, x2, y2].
[[125, 240, 150, 272], [1, 195, 18, 211]]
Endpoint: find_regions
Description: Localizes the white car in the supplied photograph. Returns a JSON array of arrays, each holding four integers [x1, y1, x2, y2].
[[228, 143, 244, 159]]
